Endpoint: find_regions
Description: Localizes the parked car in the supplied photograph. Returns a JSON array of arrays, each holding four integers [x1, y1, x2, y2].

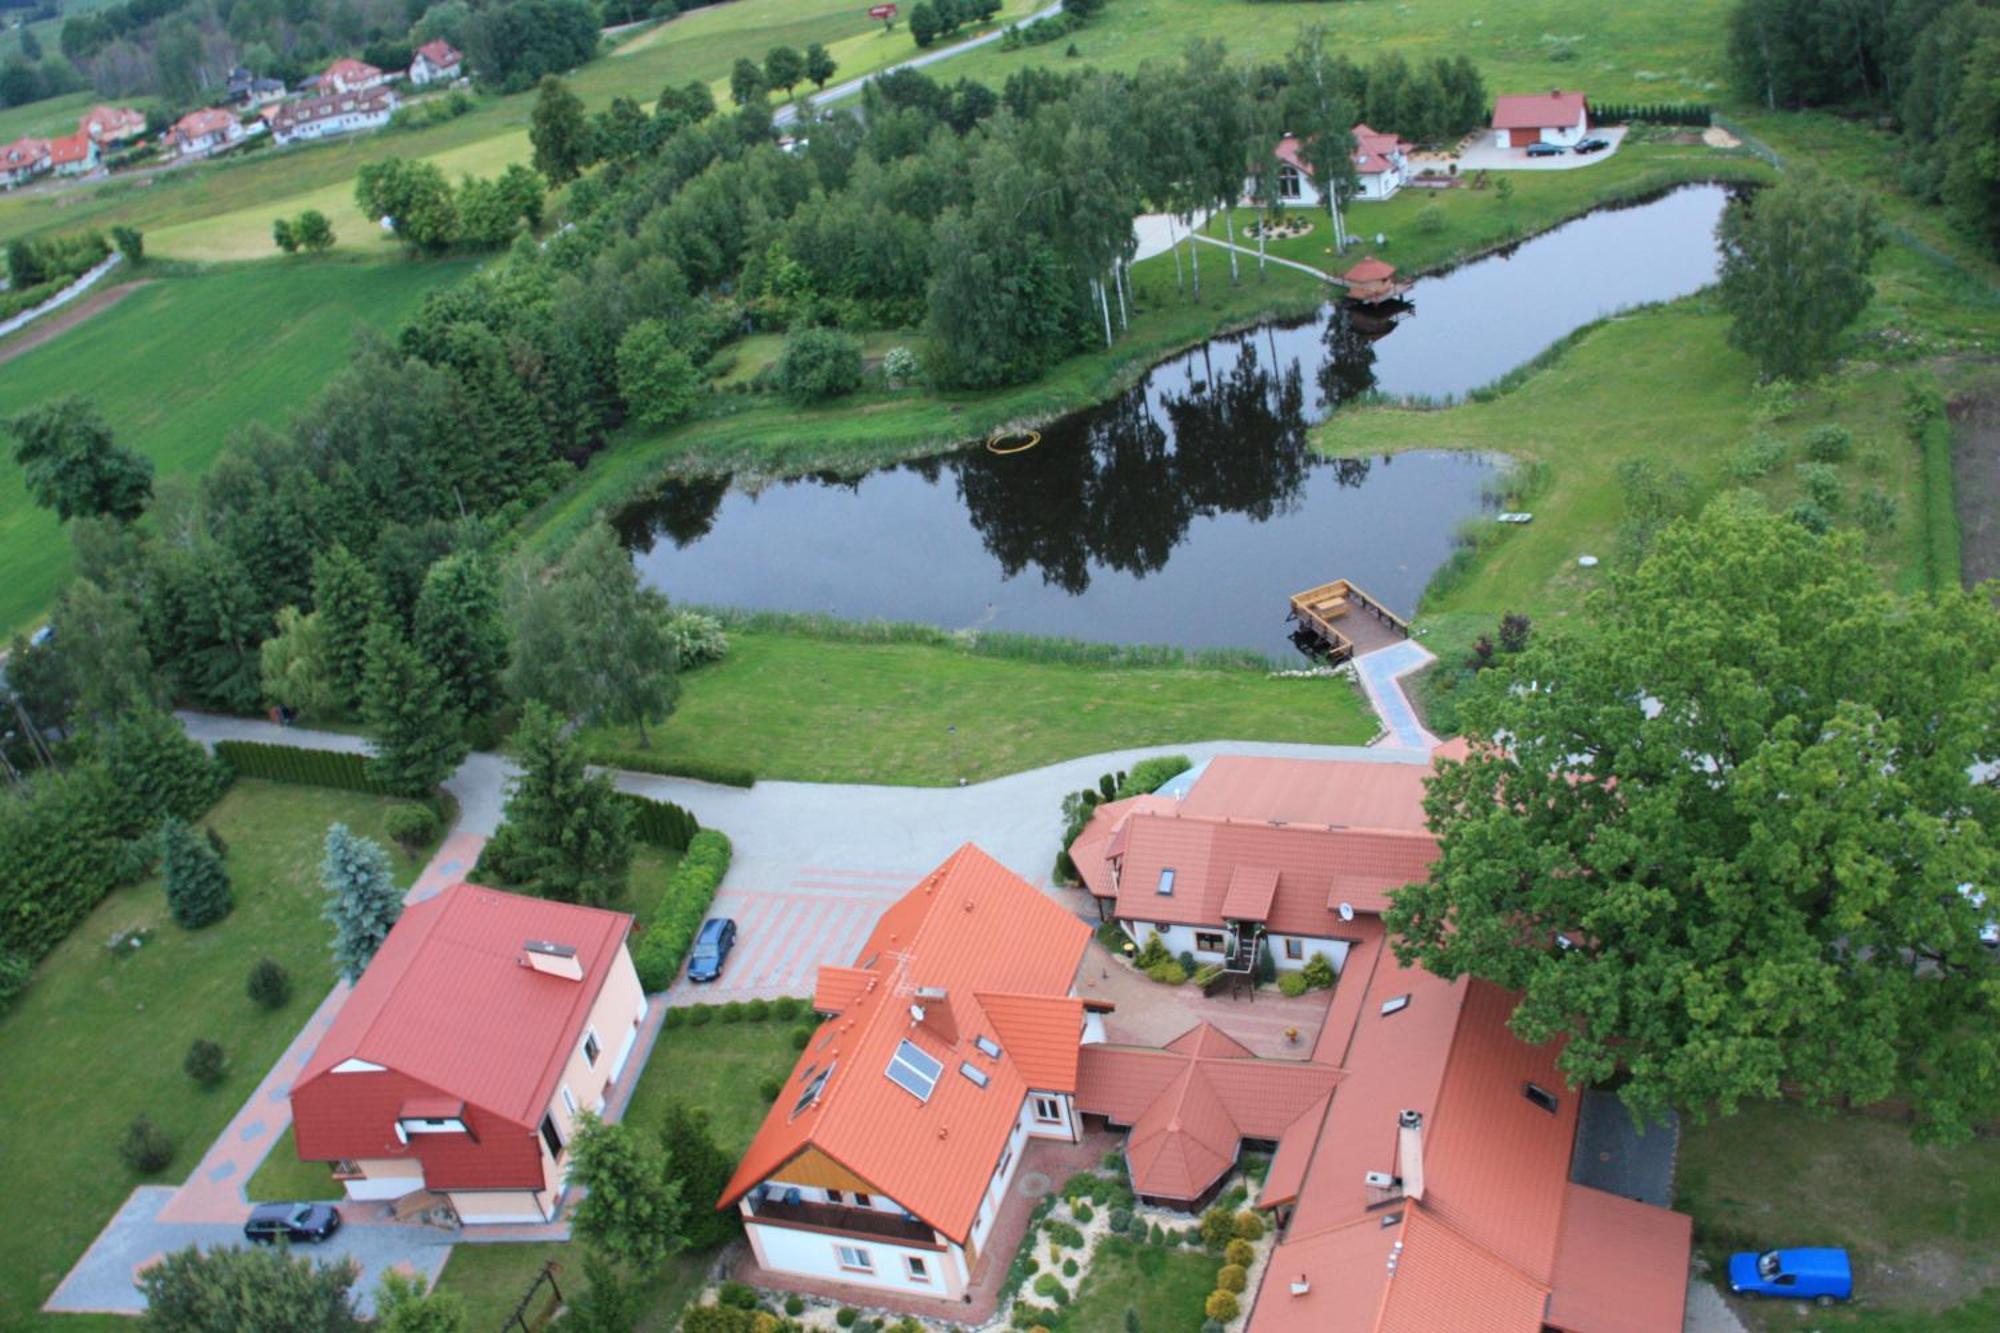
[[1526, 141, 1566, 157], [1728, 1248, 1852, 1303], [1574, 137, 1611, 154], [686, 916, 737, 982], [243, 1202, 342, 1244]]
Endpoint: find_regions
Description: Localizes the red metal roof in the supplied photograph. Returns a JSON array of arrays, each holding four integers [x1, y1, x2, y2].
[[1351, 123, 1411, 176], [1253, 1094, 1328, 1209], [719, 846, 1092, 1242], [1546, 1184, 1692, 1333], [1492, 91, 1589, 130], [49, 133, 94, 165], [1343, 258, 1398, 284], [291, 883, 632, 1188], [978, 992, 1085, 1091], [815, 965, 874, 1015]]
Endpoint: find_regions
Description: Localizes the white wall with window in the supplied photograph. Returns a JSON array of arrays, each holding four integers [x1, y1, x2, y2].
[[746, 1224, 966, 1297], [1118, 920, 1350, 975]]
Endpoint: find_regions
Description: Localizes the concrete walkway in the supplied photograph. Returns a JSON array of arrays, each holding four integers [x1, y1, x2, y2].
[[1454, 125, 1630, 174], [1351, 640, 1440, 749], [1190, 230, 1347, 286]]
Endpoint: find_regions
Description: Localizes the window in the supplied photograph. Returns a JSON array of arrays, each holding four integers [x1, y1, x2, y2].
[[1157, 868, 1176, 896], [1032, 1094, 1063, 1123], [1195, 932, 1227, 953], [1380, 994, 1411, 1016], [974, 1035, 1002, 1059], [583, 1029, 601, 1066], [1279, 165, 1302, 200], [906, 1255, 931, 1283], [854, 1193, 872, 1208], [886, 1040, 943, 1102], [1524, 1083, 1559, 1115], [835, 1244, 873, 1273], [560, 1085, 577, 1116], [539, 1112, 564, 1158], [794, 1063, 834, 1117], [1285, 938, 1304, 960], [997, 1147, 1014, 1178], [961, 1061, 991, 1088]]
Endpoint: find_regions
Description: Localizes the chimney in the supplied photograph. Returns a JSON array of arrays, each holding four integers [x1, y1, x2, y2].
[[1396, 1110, 1425, 1201], [915, 987, 958, 1045], [522, 940, 582, 981]]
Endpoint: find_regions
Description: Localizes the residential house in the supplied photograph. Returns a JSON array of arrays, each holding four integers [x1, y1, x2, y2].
[[717, 845, 1094, 1301], [48, 132, 99, 178], [0, 137, 51, 188], [79, 105, 146, 146], [169, 108, 245, 159], [289, 882, 649, 1224], [319, 57, 387, 95], [272, 86, 397, 146], [408, 39, 463, 86], [1253, 124, 1413, 208], [1491, 90, 1590, 148]]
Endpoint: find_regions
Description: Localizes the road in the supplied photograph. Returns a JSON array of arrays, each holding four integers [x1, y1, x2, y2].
[[773, 4, 1067, 127]]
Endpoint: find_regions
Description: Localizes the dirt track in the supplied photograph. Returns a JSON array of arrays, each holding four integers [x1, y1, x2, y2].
[[1949, 384, 2000, 589], [0, 279, 150, 369]]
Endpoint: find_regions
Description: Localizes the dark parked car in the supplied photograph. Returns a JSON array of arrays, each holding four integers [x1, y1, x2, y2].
[[1525, 141, 1567, 157], [1728, 1248, 1852, 1303], [244, 1202, 341, 1244], [687, 917, 737, 983], [1574, 136, 1611, 154]]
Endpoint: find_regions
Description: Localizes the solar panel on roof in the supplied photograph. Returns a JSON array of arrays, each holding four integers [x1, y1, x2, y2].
[[886, 1039, 942, 1101]]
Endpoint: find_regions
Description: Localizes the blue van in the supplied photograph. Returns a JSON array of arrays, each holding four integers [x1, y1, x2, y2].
[[1728, 1248, 1853, 1303], [687, 917, 737, 982]]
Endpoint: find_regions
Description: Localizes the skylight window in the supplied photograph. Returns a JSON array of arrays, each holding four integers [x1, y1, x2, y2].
[[1380, 994, 1411, 1016], [1524, 1083, 1559, 1115], [960, 1061, 990, 1088], [1157, 868, 1176, 896], [793, 1063, 833, 1117], [974, 1035, 1002, 1059], [886, 1040, 943, 1102]]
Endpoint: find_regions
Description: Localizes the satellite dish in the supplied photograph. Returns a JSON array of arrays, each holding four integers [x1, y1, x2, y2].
[[1338, 902, 1355, 922]]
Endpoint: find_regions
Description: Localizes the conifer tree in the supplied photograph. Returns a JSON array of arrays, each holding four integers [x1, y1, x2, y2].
[[489, 702, 632, 906], [160, 816, 232, 929], [361, 626, 467, 798], [312, 545, 385, 713], [321, 823, 402, 983], [412, 550, 507, 720]]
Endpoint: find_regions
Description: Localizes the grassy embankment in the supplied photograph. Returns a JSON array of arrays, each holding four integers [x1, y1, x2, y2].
[[0, 0, 1039, 261], [0, 256, 476, 640], [0, 780, 441, 1331]]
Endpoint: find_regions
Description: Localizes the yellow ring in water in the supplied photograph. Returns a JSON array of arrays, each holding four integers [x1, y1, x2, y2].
[[987, 429, 1041, 455]]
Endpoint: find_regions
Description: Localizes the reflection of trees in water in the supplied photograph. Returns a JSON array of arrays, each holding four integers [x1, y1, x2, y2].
[[1318, 303, 1382, 413], [611, 473, 731, 553]]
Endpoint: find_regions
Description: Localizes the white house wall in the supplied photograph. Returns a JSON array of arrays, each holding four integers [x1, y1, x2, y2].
[[746, 1223, 964, 1299], [1120, 919, 1350, 975]]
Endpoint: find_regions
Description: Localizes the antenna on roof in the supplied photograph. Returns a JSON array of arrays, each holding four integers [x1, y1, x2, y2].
[[884, 949, 918, 1000]]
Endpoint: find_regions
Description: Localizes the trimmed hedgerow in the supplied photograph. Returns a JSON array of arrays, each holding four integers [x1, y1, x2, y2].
[[632, 829, 733, 990]]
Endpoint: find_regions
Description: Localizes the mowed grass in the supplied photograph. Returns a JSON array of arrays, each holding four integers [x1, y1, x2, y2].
[[943, 0, 1734, 104], [433, 1019, 799, 1332], [583, 629, 1376, 786], [0, 779, 438, 1330], [1065, 1235, 1224, 1333], [1677, 1102, 2000, 1330], [0, 257, 475, 639]]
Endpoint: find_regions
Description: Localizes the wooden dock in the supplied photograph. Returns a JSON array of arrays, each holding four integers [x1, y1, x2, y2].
[[1287, 578, 1411, 663]]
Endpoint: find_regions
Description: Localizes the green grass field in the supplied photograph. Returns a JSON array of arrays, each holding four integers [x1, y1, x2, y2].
[[1063, 1235, 1225, 1333], [0, 256, 475, 639], [0, 779, 438, 1330], [582, 628, 1376, 785]]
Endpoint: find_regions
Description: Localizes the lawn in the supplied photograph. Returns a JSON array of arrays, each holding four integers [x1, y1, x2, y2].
[[433, 1015, 800, 1331], [0, 778, 439, 1330], [582, 628, 1376, 785], [0, 256, 475, 639], [942, 0, 1734, 105], [1063, 1234, 1224, 1333], [1677, 1101, 2000, 1330]]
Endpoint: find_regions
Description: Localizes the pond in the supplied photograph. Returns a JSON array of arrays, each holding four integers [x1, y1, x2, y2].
[[621, 184, 1734, 659]]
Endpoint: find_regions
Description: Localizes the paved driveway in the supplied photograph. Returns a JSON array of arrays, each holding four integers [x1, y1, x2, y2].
[[1455, 125, 1629, 173]]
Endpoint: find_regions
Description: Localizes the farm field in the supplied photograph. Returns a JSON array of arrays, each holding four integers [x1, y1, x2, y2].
[[0, 257, 476, 639]]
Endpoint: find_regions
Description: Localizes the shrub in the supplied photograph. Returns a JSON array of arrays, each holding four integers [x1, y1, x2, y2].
[[1225, 1238, 1255, 1268], [664, 610, 731, 669], [384, 803, 439, 854], [758, 1076, 783, 1101], [0, 949, 28, 1012], [1415, 204, 1445, 234], [159, 816, 232, 930], [1232, 1211, 1265, 1241], [777, 327, 865, 403], [1133, 930, 1172, 969], [1857, 487, 1900, 534], [836, 1308, 859, 1327], [1177, 950, 1196, 975], [1204, 1290, 1239, 1322], [631, 829, 734, 989], [1788, 498, 1833, 533], [1795, 461, 1845, 512], [745, 998, 770, 1021], [792, 1024, 813, 1049], [184, 1038, 226, 1086], [1202, 1322, 1225, 1333], [1802, 423, 1853, 462], [1216, 1264, 1247, 1294], [1108, 1207, 1133, 1233], [664, 1006, 686, 1028], [1299, 953, 1336, 990], [719, 1281, 758, 1310], [1144, 959, 1187, 985], [246, 957, 291, 1010], [785, 1296, 806, 1316], [1062, 1257, 1078, 1277], [882, 345, 920, 385], [1034, 1274, 1064, 1299], [1149, 1222, 1166, 1245], [1024, 1256, 1039, 1275], [120, 1113, 175, 1173], [617, 793, 701, 851], [1125, 754, 1192, 795], [1045, 1219, 1085, 1249], [772, 996, 803, 1019], [1276, 971, 1310, 998], [1726, 433, 1788, 481], [1200, 1208, 1235, 1249], [1074, 1200, 1093, 1223], [719, 1000, 745, 1022], [688, 1005, 714, 1026], [214, 740, 396, 795]]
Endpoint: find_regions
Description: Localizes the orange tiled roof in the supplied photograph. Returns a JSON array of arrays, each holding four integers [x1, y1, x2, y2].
[[1493, 90, 1588, 130], [1546, 1184, 1692, 1333], [1351, 122, 1411, 176], [49, 132, 94, 165], [1254, 1094, 1327, 1209], [718, 846, 1091, 1242], [1179, 755, 1434, 830], [814, 965, 874, 1015], [978, 992, 1085, 1091]]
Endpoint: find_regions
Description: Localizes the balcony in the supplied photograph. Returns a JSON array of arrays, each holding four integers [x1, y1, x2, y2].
[[746, 1190, 939, 1248]]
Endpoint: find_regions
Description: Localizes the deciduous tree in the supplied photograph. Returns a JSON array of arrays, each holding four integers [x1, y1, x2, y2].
[[138, 1242, 361, 1332], [321, 823, 402, 982], [616, 320, 703, 427], [805, 42, 837, 91], [261, 606, 339, 718], [7, 396, 153, 523], [1717, 166, 1882, 381], [764, 45, 805, 99], [529, 76, 591, 185], [567, 1112, 685, 1269], [729, 56, 765, 107]]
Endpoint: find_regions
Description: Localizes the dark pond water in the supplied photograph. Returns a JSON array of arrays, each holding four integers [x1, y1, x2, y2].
[[621, 184, 1733, 658]]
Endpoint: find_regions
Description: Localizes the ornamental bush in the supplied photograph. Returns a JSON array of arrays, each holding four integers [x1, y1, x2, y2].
[[1802, 423, 1853, 462], [836, 1307, 858, 1327], [718, 1281, 758, 1310], [184, 1038, 226, 1086], [688, 1006, 713, 1026], [1233, 1210, 1265, 1241], [384, 803, 439, 854], [745, 997, 770, 1021], [791, 1024, 812, 1049], [246, 957, 291, 1009], [785, 1296, 805, 1316], [663, 610, 730, 669], [120, 1113, 175, 1174], [777, 327, 864, 403], [159, 817, 232, 930], [1216, 1264, 1247, 1294], [1224, 1238, 1255, 1268], [1204, 1290, 1239, 1322], [1108, 1206, 1133, 1233], [1034, 1274, 1064, 1299], [1277, 970, 1310, 998], [772, 996, 804, 1019], [1045, 1219, 1085, 1248], [1199, 1208, 1235, 1249], [758, 1076, 783, 1101], [1300, 953, 1337, 990], [1144, 960, 1187, 986]]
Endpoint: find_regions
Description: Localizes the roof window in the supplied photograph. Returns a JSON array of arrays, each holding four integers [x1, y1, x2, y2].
[[974, 1035, 1002, 1059], [959, 1061, 990, 1088], [1524, 1083, 1559, 1114], [1380, 994, 1411, 1016], [1157, 868, 1176, 896], [886, 1040, 943, 1102], [793, 1063, 834, 1117]]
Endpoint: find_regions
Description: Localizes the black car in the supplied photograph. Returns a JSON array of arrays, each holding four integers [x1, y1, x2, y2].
[[1573, 137, 1611, 154], [244, 1202, 342, 1244], [687, 916, 738, 982], [1525, 141, 1566, 157]]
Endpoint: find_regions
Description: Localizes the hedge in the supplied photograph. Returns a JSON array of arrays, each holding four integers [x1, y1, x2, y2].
[[591, 748, 756, 788], [1591, 102, 1713, 126], [215, 741, 399, 796], [615, 792, 701, 851], [633, 829, 733, 990]]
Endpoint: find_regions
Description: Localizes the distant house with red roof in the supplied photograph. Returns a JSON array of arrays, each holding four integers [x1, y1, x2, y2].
[[288, 883, 647, 1224], [409, 39, 462, 86], [169, 108, 245, 159], [1491, 90, 1590, 148], [272, 86, 397, 146], [319, 56, 386, 95], [0, 136, 51, 188], [718, 845, 1094, 1300], [48, 132, 99, 178], [1254, 124, 1414, 208], [79, 105, 146, 146]]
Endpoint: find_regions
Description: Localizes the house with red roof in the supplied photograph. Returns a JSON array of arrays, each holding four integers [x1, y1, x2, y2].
[[718, 845, 1094, 1301], [48, 132, 100, 178], [1491, 90, 1591, 148], [409, 39, 463, 86], [288, 882, 648, 1224], [79, 105, 146, 146], [169, 108, 246, 159], [319, 56, 387, 95], [0, 137, 51, 188], [1254, 124, 1414, 208], [272, 86, 397, 146]]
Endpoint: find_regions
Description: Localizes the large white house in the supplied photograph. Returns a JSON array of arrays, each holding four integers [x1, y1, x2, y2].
[[271, 87, 397, 146], [169, 108, 245, 160], [1253, 123, 1414, 208], [409, 39, 463, 86]]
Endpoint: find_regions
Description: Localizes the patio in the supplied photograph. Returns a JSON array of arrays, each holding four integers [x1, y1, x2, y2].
[[1070, 940, 1336, 1058]]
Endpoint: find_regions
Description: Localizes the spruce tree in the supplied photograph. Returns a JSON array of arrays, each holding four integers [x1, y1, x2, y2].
[[160, 816, 233, 929], [659, 1100, 739, 1250], [412, 550, 507, 721], [494, 702, 633, 906], [322, 823, 402, 983], [312, 545, 386, 713], [361, 625, 468, 799]]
